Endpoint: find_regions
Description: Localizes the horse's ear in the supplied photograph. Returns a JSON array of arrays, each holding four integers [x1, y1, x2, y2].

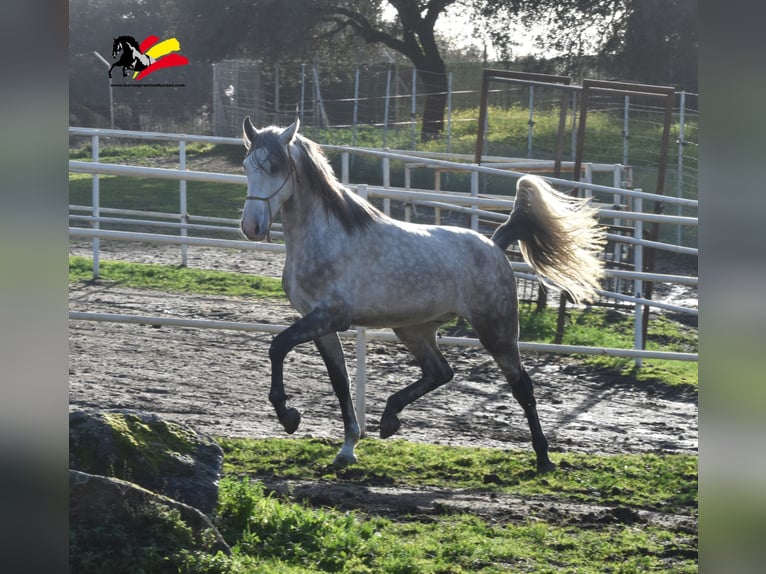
[[279, 119, 300, 146], [242, 116, 258, 150]]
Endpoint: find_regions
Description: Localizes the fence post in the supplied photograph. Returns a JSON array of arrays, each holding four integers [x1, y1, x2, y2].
[[527, 86, 535, 158], [382, 156, 391, 216], [570, 92, 578, 161], [299, 63, 306, 123], [470, 170, 479, 231], [383, 67, 392, 147], [354, 183, 369, 434], [91, 134, 100, 279], [411, 68, 417, 149], [274, 64, 280, 118], [341, 151, 349, 184], [179, 139, 188, 267], [622, 96, 630, 166], [352, 67, 360, 148], [633, 195, 644, 367], [676, 90, 686, 246], [446, 71, 453, 154]]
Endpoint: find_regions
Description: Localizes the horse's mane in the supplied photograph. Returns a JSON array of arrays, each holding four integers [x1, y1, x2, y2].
[[114, 36, 141, 49], [250, 127, 384, 234]]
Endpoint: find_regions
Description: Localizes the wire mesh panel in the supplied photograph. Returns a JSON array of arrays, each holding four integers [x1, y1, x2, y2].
[[213, 60, 262, 137]]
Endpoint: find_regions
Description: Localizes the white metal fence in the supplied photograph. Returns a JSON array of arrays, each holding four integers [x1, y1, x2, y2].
[[69, 127, 698, 431]]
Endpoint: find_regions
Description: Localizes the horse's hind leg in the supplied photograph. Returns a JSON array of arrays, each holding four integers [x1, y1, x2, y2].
[[472, 317, 556, 474], [315, 333, 360, 466], [380, 322, 454, 439]]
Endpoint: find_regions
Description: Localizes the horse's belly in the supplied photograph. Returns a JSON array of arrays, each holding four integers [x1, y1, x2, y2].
[[350, 283, 460, 328]]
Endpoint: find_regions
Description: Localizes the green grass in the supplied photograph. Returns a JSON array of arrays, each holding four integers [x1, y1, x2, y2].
[[518, 306, 698, 389], [215, 479, 695, 573], [196, 439, 697, 573], [69, 256, 284, 298], [69, 176, 245, 221], [219, 438, 696, 514]]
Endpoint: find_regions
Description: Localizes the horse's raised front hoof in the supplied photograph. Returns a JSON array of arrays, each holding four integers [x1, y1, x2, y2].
[[379, 412, 401, 439], [280, 407, 301, 434], [536, 459, 556, 474]]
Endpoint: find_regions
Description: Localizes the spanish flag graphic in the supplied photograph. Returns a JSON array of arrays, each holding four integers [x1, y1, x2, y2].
[[133, 35, 189, 80]]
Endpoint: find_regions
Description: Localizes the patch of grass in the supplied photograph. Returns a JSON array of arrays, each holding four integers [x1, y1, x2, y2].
[[459, 305, 698, 389], [69, 256, 285, 298], [219, 438, 697, 514], [70, 500, 230, 574], [69, 175, 245, 221], [212, 442, 697, 573], [69, 141, 220, 162], [559, 308, 698, 388]]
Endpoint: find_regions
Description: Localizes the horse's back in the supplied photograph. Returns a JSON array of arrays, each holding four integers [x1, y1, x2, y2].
[[345, 220, 517, 327]]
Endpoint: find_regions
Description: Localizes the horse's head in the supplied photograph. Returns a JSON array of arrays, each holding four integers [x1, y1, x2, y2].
[[240, 117, 300, 241], [112, 37, 122, 58]]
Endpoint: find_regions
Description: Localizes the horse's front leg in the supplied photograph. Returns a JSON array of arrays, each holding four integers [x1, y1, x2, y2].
[[267, 306, 350, 436], [315, 333, 360, 466]]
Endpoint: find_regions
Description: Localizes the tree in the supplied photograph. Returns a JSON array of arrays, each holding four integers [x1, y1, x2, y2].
[[603, 0, 697, 91], [321, 0, 458, 142], [472, 0, 697, 90]]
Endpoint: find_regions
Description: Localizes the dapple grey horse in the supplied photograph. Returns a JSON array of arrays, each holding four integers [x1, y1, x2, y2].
[[239, 118, 605, 473]]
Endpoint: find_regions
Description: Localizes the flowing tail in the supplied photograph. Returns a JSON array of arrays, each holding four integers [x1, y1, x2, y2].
[[491, 175, 606, 304]]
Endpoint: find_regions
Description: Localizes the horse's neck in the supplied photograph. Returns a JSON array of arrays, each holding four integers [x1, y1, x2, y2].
[[280, 185, 340, 250]]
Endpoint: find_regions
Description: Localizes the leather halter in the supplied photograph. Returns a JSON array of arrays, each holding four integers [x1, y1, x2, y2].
[[243, 144, 298, 240], [244, 142, 298, 201]]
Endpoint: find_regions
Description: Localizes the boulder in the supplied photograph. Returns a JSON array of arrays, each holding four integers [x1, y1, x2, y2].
[[69, 469, 230, 573], [69, 409, 223, 515]]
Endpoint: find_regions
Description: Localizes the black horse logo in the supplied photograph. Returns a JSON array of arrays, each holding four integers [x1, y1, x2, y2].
[[108, 36, 155, 78]]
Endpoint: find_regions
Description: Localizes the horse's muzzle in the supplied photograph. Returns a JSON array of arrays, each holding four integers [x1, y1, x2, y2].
[[240, 198, 273, 241]]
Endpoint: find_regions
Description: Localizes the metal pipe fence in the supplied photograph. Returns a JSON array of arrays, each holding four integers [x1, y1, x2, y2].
[[69, 127, 697, 428]]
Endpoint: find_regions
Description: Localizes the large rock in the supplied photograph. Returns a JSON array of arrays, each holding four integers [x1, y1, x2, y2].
[[70, 470, 230, 573], [69, 409, 224, 515]]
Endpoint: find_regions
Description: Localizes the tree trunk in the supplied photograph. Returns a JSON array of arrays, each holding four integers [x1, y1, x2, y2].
[[418, 67, 448, 143], [420, 74, 447, 142]]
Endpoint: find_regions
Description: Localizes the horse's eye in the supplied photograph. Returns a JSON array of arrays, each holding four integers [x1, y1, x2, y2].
[[269, 163, 280, 174]]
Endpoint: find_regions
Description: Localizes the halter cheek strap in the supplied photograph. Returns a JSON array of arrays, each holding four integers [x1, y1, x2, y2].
[[244, 145, 299, 241]]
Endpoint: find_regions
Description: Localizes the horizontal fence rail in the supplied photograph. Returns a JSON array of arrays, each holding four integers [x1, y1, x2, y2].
[[69, 311, 697, 362]]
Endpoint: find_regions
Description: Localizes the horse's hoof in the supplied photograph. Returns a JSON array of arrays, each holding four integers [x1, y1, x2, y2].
[[332, 451, 357, 467], [536, 460, 556, 474], [379, 413, 401, 439], [281, 408, 301, 434]]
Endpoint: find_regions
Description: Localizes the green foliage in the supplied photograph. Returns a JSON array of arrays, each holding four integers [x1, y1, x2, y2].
[[70, 501, 231, 574], [217, 477, 383, 572]]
